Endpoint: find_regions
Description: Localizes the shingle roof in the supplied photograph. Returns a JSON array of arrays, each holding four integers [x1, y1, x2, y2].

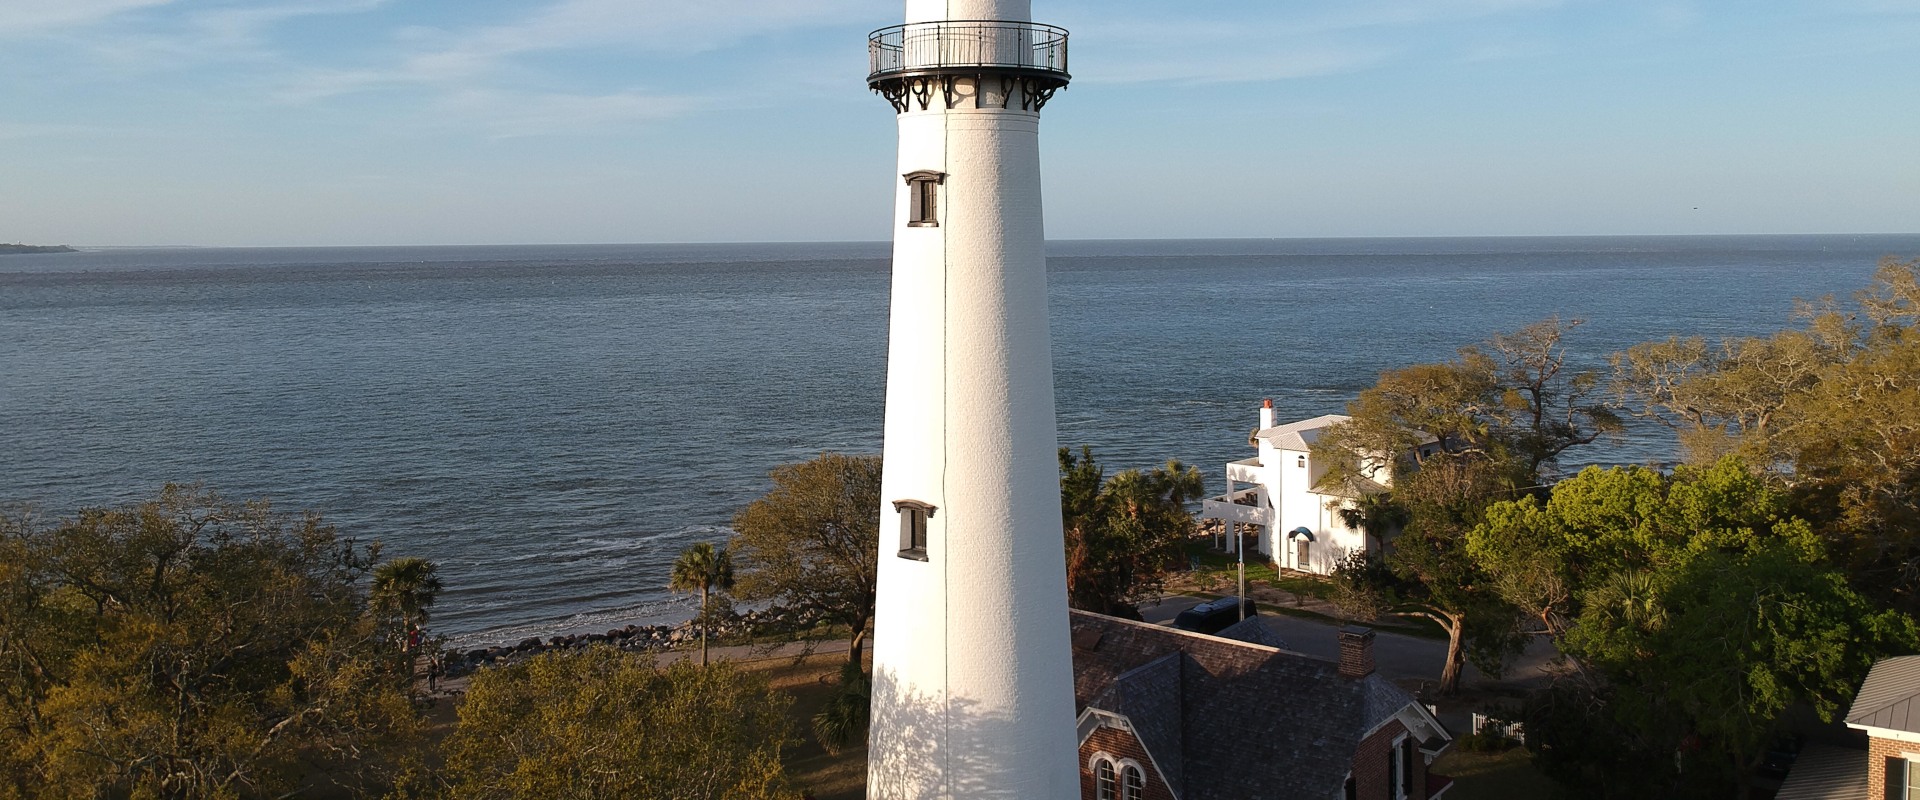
[[1092, 653, 1187, 795], [1775, 745, 1868, 800], [1216, 616, 1292, 650], [1071, 611, 1438, 800], [1846, 655, 1920, 734], [1253, 414, 1350, 452]]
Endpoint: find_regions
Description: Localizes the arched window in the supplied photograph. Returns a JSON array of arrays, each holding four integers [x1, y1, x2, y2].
[[1095, 758, 1116, 800], [1122, 765, 1145, 800]]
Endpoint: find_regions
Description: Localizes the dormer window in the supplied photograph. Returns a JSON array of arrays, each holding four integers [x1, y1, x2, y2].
[[904, 170, 944, 227], [892, 499, 935, 560]]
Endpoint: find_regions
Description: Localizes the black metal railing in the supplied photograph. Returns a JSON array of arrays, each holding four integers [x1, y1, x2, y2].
[[867, 21, 1069, 84]]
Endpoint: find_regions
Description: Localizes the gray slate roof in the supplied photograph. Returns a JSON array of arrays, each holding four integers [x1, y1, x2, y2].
[[1846, 655, 1920, 734], [1071, 611, 1435, 800], [1253, 414, 1350, 452], [1775, 745, 1868, 800], [1216, 616, 1292, 650], [1091, 653, 1187, 794]]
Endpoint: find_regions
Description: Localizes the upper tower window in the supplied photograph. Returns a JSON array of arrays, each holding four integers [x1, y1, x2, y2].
[[904, 171, 944, 227], [892, 499, 935, 560]]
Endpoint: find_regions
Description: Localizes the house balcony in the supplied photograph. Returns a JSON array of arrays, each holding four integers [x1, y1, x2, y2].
[[1201, 489, 1273, 527], [1225, 457, 1264, 485]]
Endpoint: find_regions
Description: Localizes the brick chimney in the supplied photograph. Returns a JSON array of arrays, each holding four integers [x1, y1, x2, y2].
[[1260, 398, 1275, 430], [1338, 626, 1375, 679]]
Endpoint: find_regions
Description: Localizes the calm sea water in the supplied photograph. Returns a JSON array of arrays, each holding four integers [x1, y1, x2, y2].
[[4, 235, 1917, 646]]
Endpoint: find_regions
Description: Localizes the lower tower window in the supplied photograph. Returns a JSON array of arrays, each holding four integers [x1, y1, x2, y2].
[[903, 170, 944, 227], [892, 499, 935, 560]]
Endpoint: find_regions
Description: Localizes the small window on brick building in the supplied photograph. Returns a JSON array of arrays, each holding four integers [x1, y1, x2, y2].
[[1388, 733, 1409, 799], [1095, 759, 1116, 800], [1343, 774, 1357, 800], [1402, 736, 1417, 797], [892, 499, 934, 561], [1122, 765, 1144, 800], [904, 170, 944, 227]]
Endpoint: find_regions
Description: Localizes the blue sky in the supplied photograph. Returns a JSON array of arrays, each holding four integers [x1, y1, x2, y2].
[[1, 0, 1916, 246]]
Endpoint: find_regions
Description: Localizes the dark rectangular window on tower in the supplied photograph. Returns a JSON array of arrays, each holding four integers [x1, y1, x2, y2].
[[893, 499, 934, 560], [904, 170, 944, 227]]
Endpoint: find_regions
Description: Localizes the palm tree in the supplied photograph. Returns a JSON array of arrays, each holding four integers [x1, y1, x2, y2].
[[1336, 492, 1410, 552], [669, 541, 735, 666], [371, 556, 443, 652]]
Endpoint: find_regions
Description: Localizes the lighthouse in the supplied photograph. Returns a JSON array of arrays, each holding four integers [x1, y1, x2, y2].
[[864, 2, 1078, 799]]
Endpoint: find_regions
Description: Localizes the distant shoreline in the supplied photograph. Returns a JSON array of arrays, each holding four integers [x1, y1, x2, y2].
[[0, 244, 77, 255]]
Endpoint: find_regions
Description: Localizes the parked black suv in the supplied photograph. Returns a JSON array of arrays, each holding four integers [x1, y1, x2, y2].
[[1173, 597, 1258, 635]]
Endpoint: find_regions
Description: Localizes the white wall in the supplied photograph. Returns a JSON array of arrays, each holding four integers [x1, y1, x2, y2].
[[867, 56, 1078, 800]]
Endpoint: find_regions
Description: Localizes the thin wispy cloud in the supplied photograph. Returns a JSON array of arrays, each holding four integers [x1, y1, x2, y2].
[[433, 89, 704, 139], [285, 0, 887, 101], [0, 0, 176, 35], [1062, 0, 1564, 85], [0, 122, 109, 141]]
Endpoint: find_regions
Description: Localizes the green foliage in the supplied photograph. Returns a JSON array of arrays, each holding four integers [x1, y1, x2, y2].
[[1470, 459, 1920, 793], [1319, 316, 1619, 490], [1328, 550, 1398, 621], [444, 648, 797, 800], [811, 661, 871, 756], [670, 541, 736, 665], [729, 453, 882, 665], [1314, 317, 1616, 692], [1613, 258, 1920, 609], [0, 486, 425, 800], [372, 555, 444, 646], [1059, 447, 1205, 618]]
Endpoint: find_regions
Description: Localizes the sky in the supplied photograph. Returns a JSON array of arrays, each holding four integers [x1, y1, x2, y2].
[[0, 0, 1916, 246]]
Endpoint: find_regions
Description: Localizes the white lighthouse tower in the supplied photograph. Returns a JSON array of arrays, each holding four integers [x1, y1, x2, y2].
[[863, 2, 1078, 799]]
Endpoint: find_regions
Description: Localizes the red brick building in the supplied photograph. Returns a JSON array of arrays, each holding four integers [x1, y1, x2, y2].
[[1070, 611, 1453, 800]]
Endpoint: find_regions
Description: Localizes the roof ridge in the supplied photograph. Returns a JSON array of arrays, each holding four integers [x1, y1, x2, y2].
[[1069, 608, 1335, 665]]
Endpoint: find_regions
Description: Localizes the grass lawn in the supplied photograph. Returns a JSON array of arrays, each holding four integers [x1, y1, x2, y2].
[[1431, 746, 1557, 799], [738, 650, 869, 800]]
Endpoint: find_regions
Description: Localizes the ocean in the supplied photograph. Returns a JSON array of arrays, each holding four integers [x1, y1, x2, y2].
[[4, 234, 1916, 647]]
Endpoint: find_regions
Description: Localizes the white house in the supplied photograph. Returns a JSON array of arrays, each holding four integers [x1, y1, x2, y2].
[[1198, 400, 1397, 576]]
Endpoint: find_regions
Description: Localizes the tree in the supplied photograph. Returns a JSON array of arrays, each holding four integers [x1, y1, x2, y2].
[[1483, 317, 1623, 478], [0, 486, 425, 800], [669, 541, 735, 666], [730, 453, 882, 667], [811, 660, 871, 756], [443, 648, 796, 800], [1334, 492, 1409, 554], [371, 555, 443, 650], [1467, 459, 1920, 795], [1058, 447, 1204, 619], [1611, 258, 1920, 610], [1313, 318, 1612, 693]]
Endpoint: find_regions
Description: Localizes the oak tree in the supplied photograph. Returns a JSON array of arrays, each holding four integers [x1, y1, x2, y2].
[[444, 648, 796, 800], [729, 453, 882, 666]]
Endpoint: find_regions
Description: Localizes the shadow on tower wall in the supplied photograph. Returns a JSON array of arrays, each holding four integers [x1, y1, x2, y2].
[[868, 668, 1040, 800]]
